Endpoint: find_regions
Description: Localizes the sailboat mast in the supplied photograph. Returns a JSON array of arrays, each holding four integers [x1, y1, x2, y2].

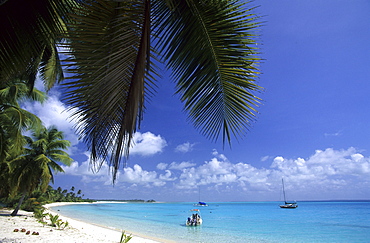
[[198, 187, 200, 202], [282, 178, 287, 203]]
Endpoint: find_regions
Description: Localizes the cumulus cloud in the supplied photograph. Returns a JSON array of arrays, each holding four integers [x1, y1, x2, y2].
[[59, 147, 370, 200], [61, 153, 115, 185], [130, 132, 167, 156], [21, 79, 167, 159], [174, 148, 370, 196], [175, 142, 196, 153], [157, 163, 168, 170], [22, 93, 79, 146], [168, 161, 196, 170], [62, 153, 176, 188]]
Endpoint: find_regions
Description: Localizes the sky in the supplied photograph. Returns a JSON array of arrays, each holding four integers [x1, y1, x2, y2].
[[22, 0, 370, 202]]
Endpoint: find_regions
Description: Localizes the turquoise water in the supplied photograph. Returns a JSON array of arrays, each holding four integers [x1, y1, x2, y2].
[[52, 201, 370, 243]]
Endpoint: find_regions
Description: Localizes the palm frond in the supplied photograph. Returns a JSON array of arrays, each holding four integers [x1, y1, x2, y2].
[[63, 0, 154, 182], [155, 0, 262, 144], [0, 0, 72, 88], [39, 44, 64, 91]]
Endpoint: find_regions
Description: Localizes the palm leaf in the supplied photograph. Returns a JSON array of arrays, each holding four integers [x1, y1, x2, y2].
[[62, 0, 154, 181], [155, 0, 262, 144], [0, 0, 73, 88]]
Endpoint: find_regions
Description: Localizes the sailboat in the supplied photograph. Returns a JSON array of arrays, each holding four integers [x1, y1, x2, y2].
[[194, 187, 208, 207], [279, 178, 298, 209]]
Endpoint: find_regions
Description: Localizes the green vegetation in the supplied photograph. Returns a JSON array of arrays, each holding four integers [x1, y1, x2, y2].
[[47, 213, 69, 229], [1, 185, 95, 213], [8, 126, 73, 216], [1, 0, 262, 183], [33, 207, 70, 230], [120, 231, 133, 243], [0, 77, 81, 215]]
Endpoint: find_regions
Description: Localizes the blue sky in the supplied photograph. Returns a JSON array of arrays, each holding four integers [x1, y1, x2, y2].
[[23, 0, 370, 202]]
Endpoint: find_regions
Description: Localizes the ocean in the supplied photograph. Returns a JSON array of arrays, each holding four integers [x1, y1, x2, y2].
[[52, 201, 370, 243]]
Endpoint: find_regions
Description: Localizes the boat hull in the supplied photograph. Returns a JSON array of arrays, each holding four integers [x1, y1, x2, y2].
[[186, 218, 202, 226], [186, 209, 202, 226], [280, 204, 298, 209]]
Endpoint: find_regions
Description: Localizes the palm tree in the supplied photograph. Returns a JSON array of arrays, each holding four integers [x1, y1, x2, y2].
[[0, 162, 11, 198], [9, 126, 73, 216], [0, 79, 46, 163], [57, 186, 62, 194], [1, 0, 262, 182]]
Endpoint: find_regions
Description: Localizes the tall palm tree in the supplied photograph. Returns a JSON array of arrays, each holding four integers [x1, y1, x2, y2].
[[9, 126, 73, 216], [0, 162, 11, 197], [1, 0, 262, 182], [0, 80, 46, 163]]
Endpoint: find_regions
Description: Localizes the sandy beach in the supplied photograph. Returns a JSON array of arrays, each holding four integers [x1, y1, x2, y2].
[[0, 202, 162, 243]]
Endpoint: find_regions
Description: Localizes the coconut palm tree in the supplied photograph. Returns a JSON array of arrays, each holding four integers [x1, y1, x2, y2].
[[0, 162, 11, 197], [9, 126, 73, 216], [0, 80, 46, 163], [1, 0, 262, 182]]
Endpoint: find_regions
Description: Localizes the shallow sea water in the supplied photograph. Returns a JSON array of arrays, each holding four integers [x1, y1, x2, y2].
[[53, 201, 370, 243]]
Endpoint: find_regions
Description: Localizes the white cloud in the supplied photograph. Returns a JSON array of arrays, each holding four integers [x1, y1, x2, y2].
[[22, 79, 167, 159], [130, 132, 167, 156], [324, 131, 342, 137], [174, 148, 370, 196], [159, 170, 177, 181], [62, 153, 176, 187], [61, 153, 115, 185], [260, 156, 271, 162], [21, 93, 79, 146], [157, 163, 168, 170], [175, 142, 195, 153], [120, 164, 157, 184], [59, 147, 370, 201], [168, 161, 196, 170]]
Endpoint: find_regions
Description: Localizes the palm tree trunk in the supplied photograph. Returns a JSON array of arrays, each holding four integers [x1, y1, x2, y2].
[[10, 192, 26, 216]]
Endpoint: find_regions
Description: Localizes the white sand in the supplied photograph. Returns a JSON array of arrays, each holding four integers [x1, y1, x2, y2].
[[0, 202, 164, 243]]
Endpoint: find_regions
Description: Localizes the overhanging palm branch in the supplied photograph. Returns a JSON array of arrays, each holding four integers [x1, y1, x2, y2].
[[1, 0, 262, 183], [155, 0, 262, 144], [61, 0, 261, 182], [0, 0, 73, 89], [62, 0, 154, 181]]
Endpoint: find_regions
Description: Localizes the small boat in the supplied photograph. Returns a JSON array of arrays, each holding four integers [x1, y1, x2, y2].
[[186, 209, 202, 226], [194, 187, 208, 206], [280, 202, 298, 208], [194, 201, 208, 207], [279, 178, 298, 209]]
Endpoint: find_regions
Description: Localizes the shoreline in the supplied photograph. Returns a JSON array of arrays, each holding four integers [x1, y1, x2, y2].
[[0, 202, 165, 243]]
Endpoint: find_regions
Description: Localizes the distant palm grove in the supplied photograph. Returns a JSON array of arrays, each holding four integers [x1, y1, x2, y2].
[[1, 186, 94, 214], [0, 0, 262, 213]]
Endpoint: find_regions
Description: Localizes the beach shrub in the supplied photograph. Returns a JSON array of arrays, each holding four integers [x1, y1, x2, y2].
[[33, 206, 48, 224], [47, 213, 69, 230], [55, 219, 69, 230], [48, 213, 60, 227], [120, 231, 132, 243]]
